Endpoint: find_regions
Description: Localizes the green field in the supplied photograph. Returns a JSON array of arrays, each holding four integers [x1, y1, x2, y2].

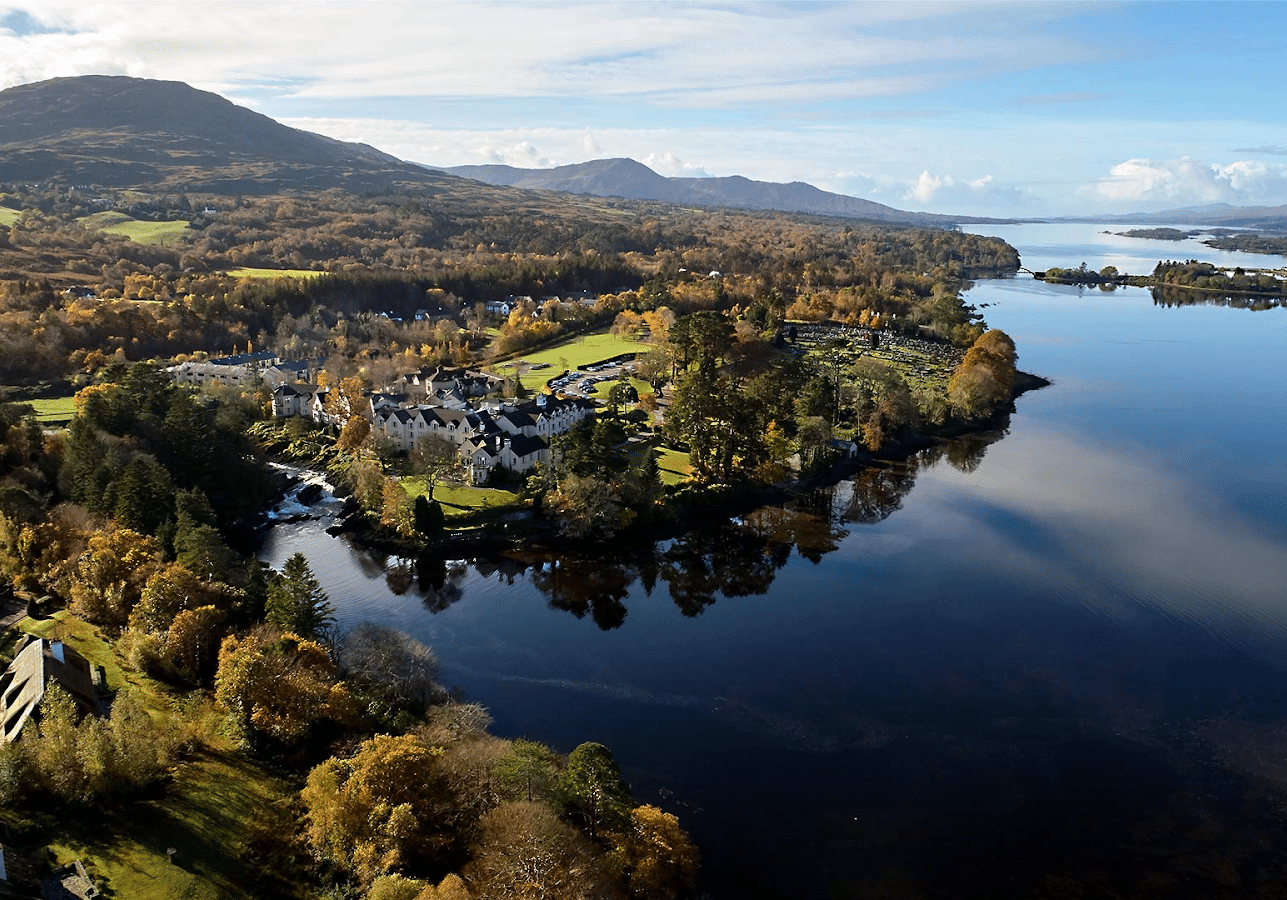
[[0, 207, 19, 227], [25, 395, 77, 427], [226, 267, 324, 280], [78, 211, 192, 246], [493, 330, 651, 389]]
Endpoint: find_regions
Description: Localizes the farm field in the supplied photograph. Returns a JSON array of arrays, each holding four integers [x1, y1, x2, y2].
[[25, 395, 76, 427], [77, 211, 192, 246], [225, 267, 324, 279]]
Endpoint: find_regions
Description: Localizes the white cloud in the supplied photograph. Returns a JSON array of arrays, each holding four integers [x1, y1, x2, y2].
[[905, 170, 1030, 212], [640, 152, 708, 178], [1090, 157, 1287, 208], [0, 1, 1103, 109]]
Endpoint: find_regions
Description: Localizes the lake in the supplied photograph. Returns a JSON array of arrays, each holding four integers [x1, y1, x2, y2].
[[261, 223, 1287, 899]]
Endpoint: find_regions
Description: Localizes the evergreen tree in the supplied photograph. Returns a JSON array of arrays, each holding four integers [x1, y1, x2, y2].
[[557, 741, 632, 838], [265, 553, 336, 641]]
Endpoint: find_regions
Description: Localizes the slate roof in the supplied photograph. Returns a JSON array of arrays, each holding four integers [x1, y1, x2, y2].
[[0, 638, 102, 743]]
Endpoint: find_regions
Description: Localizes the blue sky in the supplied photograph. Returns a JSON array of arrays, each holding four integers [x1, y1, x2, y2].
[[2, 1, 1286, 217]]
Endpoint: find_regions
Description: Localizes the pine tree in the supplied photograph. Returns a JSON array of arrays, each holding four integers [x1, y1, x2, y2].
[[266, 553, 336, 641]]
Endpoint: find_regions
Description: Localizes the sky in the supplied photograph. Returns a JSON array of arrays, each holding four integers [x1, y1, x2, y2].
[[2, 1, 1286, 218]]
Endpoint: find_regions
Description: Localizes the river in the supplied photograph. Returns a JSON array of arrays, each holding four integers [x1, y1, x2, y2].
[[260, 223, 1287, 899]]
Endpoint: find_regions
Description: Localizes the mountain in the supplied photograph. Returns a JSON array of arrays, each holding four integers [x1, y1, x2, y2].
[[0, 75, 1003, 226], [0, 75, 458, 193], [442, 158, 1001, 227], [1089, 202, 1287, 232]]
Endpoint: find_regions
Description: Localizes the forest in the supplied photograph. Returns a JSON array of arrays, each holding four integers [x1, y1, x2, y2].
[[0, 181, 1016, 388]]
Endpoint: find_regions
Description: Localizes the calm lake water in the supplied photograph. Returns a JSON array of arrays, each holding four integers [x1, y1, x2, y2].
[[261, 223, 1287, 899]]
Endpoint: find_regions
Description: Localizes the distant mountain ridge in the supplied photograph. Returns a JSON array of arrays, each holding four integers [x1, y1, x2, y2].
[[442, 158, 1004, 227], [0, 75, 458, 193], [0, 74, 1007, 227], [1087, 202, 1287, 232]]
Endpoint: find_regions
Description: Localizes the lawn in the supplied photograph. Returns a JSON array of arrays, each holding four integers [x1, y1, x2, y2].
[[492, 330, 651, 389], [25, 395, 77, 427], [78, 211, 193, 246], [46, 745, 293, 900], [225, 267, 324, 280], [0, 207, 19, 227], [400, 476, 523, 520], [653, 446, 693, 486]]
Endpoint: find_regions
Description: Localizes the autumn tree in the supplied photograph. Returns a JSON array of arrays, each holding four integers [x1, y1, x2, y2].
[[68, 527, 163, 632], [338, 414, 372, 454], [301, 733, 450, 885], [464, 801, 621, 900], [130, 561, 213, 633], [947, 328, 1017, 420], [323, 373, 368, 426], [165, 604, 227, 684], [610, 805, 700, 900], [215, 629, 353, 749]]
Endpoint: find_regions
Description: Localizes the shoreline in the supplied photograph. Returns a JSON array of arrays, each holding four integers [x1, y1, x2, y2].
[[323, 369, 1052, 561]]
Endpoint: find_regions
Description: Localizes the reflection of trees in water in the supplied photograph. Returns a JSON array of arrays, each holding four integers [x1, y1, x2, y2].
[[943, 431, 997, 474], [1151, 285, 1283, 310], [399, 428, 1013, 628], [530, 556, 631, 630], [659, 525, 791, 617], [828, 462, 919, 525], [822, 429, 1007, 524], [513, 510, 847, 626], [741, 503, 845, 562], [414, 555, 467, 613]]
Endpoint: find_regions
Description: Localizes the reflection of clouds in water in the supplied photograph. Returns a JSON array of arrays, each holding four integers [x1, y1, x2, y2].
[[919, 424, 1287, 659]]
